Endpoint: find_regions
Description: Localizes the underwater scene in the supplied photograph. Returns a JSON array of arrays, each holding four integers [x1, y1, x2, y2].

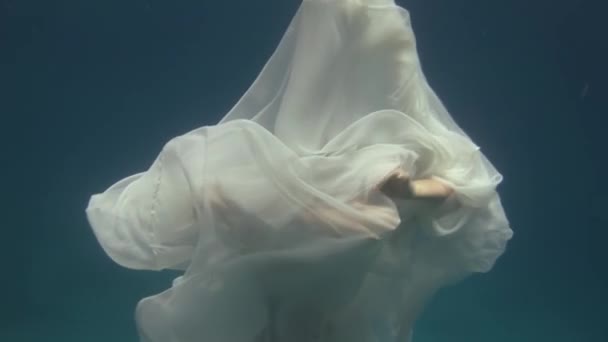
[[2, 0, 606, 341]]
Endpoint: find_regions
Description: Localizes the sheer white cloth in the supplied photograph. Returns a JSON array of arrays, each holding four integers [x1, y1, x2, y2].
[[86, 0, 513, 341]]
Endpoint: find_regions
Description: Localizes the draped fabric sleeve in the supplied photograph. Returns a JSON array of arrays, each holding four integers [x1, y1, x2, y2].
[[86, 137, 201, 271]]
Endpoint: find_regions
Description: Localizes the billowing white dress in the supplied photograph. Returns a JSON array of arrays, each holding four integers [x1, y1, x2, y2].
[[86, 0, 513, 341]]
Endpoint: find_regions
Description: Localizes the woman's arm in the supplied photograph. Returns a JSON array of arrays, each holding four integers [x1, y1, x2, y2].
[[378, 169, 453, 200]]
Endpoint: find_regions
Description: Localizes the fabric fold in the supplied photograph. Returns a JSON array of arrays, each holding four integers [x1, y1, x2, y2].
[[86, 0, 512, 341]]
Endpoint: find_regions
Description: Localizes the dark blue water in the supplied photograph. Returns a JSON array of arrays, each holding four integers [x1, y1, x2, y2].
[[2, 0, 606, 341]]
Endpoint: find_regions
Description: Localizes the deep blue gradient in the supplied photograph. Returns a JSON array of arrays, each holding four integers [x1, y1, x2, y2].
[[2, 0, 606, 341]]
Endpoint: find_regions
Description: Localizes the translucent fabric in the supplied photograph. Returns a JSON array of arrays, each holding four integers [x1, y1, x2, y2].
[[85, 0, 513, 341]]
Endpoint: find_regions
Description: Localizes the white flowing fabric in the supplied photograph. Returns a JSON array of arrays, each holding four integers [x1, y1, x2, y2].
[[86, 0, 513, 341]]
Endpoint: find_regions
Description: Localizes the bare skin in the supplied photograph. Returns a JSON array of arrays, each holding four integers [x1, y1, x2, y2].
[[377, 169, 453, 200], [208, 168, 454, 240]]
